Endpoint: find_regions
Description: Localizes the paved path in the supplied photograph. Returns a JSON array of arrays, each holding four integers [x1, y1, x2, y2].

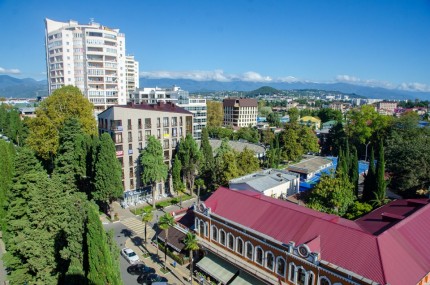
[[105, 198, 198, 285]]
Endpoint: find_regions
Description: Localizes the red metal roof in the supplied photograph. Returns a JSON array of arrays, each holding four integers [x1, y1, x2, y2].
[[204, 187, 430, 285]]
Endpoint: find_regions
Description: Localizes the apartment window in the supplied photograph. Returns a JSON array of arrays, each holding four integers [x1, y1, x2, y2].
[[138, 142, 142, 149], [157, 117, 161, 128], [138, 131, 142, 141], [145, 130, 151, 140], [163, 117, 169, 127], [163, 128, 169, 138], [138, 119, 142, 129], [179, 117, 183, 126], [163, 139, 169, 149], [172, 128, 177, 137], [157, 129, 161, 139], [114, 133, 123, 143], [164, 150, 169, 160], [127, 119, 132, 130], [145, 118, 151, 128], [129, 167, 134, 178], [130, 179, 134, 189], [172, 117, 177, 126], [118, 157, 123, 167], [129, 156, 133, 165], [172, 138, 177, 149], [179, 127, 183, 137], [297, 267, 306, 285], [128, 131, 132, 142]]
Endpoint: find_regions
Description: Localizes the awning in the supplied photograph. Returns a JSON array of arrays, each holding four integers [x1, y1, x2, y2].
[[230, 270, 267, 285], [196, 253, 238, 284], [157, 227, 186, 252]]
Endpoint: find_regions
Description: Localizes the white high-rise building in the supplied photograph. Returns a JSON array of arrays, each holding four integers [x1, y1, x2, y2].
[[125, 55, 139, 96], [45, 18, 138, 112], [132, 86, 207, 139]]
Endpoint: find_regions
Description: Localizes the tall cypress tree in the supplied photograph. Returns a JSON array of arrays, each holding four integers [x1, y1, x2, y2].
[[362, 146, 376, 202], [349, 147, 359, 197], [374, 142, 387, 206], [93, 133, 123, 212], [200, 127, 214, 179], [86, 202, 122, 285]]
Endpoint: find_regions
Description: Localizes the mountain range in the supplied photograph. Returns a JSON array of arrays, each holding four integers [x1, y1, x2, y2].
[[1, 75, 429, 101]]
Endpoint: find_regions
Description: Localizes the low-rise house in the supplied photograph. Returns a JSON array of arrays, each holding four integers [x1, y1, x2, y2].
[[298, 116, 321, 129], [287, 155, 333, 181], [229, 169, 300, 199]]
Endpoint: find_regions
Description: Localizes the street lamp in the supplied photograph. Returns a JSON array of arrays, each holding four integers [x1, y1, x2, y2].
[[364, 141, 371, 162]]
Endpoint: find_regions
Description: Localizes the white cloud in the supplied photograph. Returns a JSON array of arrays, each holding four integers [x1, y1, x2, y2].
[[278, 76, 300, 83], [398, 82, 430, 92], [0, 67, 21, 74], [140, 70, 274, 82]]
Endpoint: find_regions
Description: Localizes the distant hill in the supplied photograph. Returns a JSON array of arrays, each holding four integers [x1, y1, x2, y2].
[[0, 75, 48, 98], [246, 86, 280, 97], [140, 78, 430, 101]]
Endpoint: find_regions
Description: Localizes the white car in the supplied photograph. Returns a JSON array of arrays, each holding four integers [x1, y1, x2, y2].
[[121, 248, 140, 264]]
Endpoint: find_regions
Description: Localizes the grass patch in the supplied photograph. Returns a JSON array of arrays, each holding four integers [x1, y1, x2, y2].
[[160, 267, 170, 274], [133, 195, 193, 215]]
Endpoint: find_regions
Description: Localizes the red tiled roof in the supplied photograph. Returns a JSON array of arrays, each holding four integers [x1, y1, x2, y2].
[[204, 187, 430, 285], [223, 98, 258, 107]]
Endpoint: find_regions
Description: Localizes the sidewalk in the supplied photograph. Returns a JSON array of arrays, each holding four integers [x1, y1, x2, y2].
[[110, 200, 199, 285]]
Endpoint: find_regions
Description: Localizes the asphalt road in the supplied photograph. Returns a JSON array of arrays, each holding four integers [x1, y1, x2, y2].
[[104, 222, 142, 285]]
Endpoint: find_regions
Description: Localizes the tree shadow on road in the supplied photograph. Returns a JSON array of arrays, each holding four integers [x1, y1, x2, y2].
[[120, 228, 133, 238]]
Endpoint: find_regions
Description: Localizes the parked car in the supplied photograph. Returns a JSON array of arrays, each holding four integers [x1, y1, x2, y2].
[[121, 248, 139, 264], [127, 263, 155, 276], [137, 273, 168, 285]]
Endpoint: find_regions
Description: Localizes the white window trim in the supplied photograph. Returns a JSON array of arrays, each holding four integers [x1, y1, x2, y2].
[[276, 256, 287, 277], [236, 237, 244, 255], [296, 266, 307, 285], [308, 271, 316, 285], [318, 276, 332, 285], [245, 241, 254, 261], [227, 233, 235, 251], [288, 262, 297, 283], [219, 229, 226, 246], [211, 225, 218, 241], [254, 246, 264, 266], [204, 222, 209, 237], [265, 251, 275, 271]]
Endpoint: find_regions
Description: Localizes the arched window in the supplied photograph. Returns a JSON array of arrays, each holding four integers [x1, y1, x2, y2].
[[319, 276, 331, 285], [219, 229, 226, 245], [211, 225, 218, 241], [204, 222, 209, 237], [297, 267, 306, 285], [308, 271, 315, 285], [265, 251, 274, 271], [276, 256, 286, 277], [288, 262, 297, 282], [245, 241, 254, 260], [199, 220, 205, 236], [255, 246, 264, 265], [236, 237, 244, 255], [227, 233, 235, 250]]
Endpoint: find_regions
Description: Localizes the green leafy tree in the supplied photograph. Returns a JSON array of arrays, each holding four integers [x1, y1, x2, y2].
[[172, 154, 186, 207], [141, 136, 168, 209], [345, 201, 373, 220], [322, 121, 347, 156], [279, 124, 303, 162], [93, 133, 123, 213], [307, 171, 355, 216], [142, 208, 154, 244], [178, 134, 202, 195], [267, 112, 281, 127], [317, 108, 343, 123], [195, 178, 205, 203], [158, 213, 176, 270], [236, 147, 260, 176], [385, 113, 430, 196], [349, 147, 359, 197], [207, 101, 224, 127], [0, 140, 15, 233], [183, 232, 199, 284], [26, 86, 96, 161], [86, 202, 122, 285], [287, 107, 299, 123]]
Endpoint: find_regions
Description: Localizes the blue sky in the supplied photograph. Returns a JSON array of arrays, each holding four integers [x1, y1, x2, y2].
[[1, 0, 429, 92]]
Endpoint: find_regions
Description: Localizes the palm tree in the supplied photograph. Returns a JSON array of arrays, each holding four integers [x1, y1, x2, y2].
[[158, 213, 176, 270], [184, 232, 199, 284], [141, 207, 153, 244]]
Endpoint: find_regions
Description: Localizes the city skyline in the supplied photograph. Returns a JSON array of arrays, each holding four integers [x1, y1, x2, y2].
[[1, 0, 429, 92]]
